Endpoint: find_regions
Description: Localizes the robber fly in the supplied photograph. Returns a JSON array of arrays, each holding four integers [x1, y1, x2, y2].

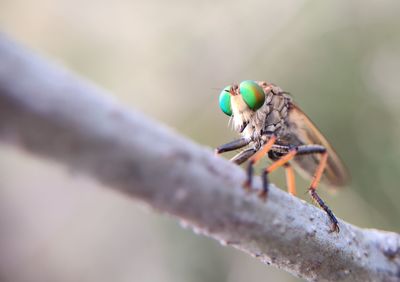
[[215, 80, 349, 232]]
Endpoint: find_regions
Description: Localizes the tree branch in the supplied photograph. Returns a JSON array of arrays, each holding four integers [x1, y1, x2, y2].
[[0, 33, 399, 282]]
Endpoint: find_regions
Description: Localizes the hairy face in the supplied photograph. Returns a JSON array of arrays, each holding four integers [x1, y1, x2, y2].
[[218, 80, 266, 134]]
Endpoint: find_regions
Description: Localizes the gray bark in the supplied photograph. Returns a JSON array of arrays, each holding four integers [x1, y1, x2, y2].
[[0, 33, 399, 281]]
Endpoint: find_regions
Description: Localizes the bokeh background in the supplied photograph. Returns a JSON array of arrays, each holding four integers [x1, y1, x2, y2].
[[1, 0, 400, 281]]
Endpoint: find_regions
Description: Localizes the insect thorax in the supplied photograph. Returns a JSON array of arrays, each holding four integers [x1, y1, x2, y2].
[[239, 83, 292, 146]]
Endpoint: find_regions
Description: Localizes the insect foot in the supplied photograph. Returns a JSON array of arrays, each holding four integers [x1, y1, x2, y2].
[[331, 222, 340, 233], [242, 179, 252, 193], [258, 189, 268, 202]]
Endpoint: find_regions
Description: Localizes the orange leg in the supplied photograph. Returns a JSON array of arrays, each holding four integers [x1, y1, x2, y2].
[[310, 151, 328, 190], [289, 145, 340, 232], [243, 136, 276, 190], [284, 163, 296, 196], [265, 150, 297, 173], [260, 149, 297, 199], [307, 152, 340, 232], [249, 136, 277, 164], [255, 143, 339, 232]]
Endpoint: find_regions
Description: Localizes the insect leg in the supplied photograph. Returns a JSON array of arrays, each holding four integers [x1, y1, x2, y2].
[[296, 145, 340, 233], [230, 148, 257, 165], [215, 138, 251, 154], [243, 135, 277, 191], [261, 149, 297, 199], [296, 145, 326, 155], [284, 163, 296, 195]]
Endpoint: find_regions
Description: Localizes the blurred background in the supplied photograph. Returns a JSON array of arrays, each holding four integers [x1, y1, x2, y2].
[[1, 0, 400, 281]]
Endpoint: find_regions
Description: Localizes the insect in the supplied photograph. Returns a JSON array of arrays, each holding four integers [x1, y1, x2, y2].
[[215, 80, 349, 232]]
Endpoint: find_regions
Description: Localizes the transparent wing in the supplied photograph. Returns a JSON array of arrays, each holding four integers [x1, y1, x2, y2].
[[287, 104, 349, 189]]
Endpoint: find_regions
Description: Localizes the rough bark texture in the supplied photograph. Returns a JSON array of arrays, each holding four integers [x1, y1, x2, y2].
[[0, 33, 399, 282]]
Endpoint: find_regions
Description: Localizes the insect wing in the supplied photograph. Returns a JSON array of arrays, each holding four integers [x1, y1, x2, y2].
[[287, 104, 349, 189]]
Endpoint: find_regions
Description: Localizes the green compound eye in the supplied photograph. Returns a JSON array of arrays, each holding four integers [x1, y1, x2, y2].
[[219, 86, 232, 116], [239, 80, 265, 111]]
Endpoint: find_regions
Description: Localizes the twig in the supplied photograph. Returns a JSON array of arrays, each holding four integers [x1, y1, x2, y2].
[[0, 33, 399, 282]]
